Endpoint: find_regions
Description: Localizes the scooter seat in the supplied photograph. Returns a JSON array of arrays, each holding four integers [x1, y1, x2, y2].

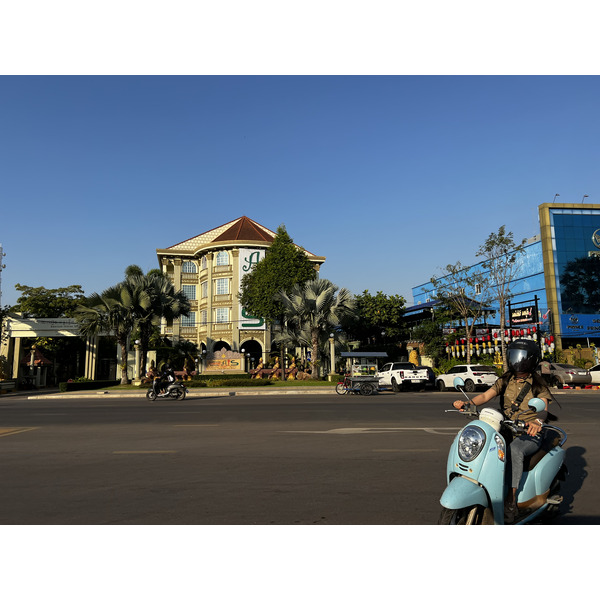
[[523, 429, 561, 472]]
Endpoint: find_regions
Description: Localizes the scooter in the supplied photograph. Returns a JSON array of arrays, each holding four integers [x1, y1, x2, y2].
[[146, 377, 187, 401], [439, 376, 568, 525]]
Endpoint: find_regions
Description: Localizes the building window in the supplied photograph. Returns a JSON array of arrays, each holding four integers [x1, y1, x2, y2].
[[182, 261, 197, 273], [201, 256, 207, 270], [201, 281, 208, 298], [216, 251, 229, 266], [181, 313, 196, 327], [215, 278, 229, 295], [215, 308, 229, 323], [475, 283, 482, 296], [200, 310, 207, 325], [182, 285, 196, 300]]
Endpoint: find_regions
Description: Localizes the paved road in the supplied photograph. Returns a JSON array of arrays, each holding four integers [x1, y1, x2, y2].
[[0, 390, 598, 524]]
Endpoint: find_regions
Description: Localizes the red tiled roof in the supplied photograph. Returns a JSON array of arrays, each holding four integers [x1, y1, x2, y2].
[[212, 216, 275, 243]]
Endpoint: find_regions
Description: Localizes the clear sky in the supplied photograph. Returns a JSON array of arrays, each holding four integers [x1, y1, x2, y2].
[[2, 75, 599, 308]]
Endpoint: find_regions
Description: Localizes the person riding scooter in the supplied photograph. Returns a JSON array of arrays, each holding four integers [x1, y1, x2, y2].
[[154, 362, 176, 397], [452, 339, 553, 523]]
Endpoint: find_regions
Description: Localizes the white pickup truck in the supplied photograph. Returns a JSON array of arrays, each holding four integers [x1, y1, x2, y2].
[[377, 362, 429, 392]]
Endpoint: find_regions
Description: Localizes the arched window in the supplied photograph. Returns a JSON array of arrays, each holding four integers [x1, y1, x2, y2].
[[215, 251, 229, 266], [182, 261, 197, 273], [200, 256, 208, 270]]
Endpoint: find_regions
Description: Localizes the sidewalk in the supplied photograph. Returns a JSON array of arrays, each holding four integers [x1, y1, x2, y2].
[[2, 385, 598, 401], [0, 385, 338, 400]]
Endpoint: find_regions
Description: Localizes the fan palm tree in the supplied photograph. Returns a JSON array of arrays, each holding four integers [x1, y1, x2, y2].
[[124, 265, 191, 377], [278, 279, 356, 379], [75, 281, 150, 384]]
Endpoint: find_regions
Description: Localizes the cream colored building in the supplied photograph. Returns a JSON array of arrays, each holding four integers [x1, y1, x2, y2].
[[156, 216, 325, 368]]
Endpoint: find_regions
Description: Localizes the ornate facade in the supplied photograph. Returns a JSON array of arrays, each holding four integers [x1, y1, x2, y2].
[[156, 216, 325, 368]]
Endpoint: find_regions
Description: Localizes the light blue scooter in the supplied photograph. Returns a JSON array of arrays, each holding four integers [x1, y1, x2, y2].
[[439, 376, 568, 525]]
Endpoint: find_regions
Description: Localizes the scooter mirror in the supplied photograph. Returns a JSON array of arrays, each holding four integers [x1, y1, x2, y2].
[[453, 376, 465, 388], [528, 397, 546, 413]]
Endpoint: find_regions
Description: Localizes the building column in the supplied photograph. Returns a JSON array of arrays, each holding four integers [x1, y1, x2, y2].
[[11, 337, 22, 380], [232, 249, 240, 350], [84, 336, 98, 380]]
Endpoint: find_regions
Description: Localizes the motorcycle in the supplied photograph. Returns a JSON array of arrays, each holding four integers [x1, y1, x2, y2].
[[146, 376, 187, 401], [439, 376, 568, 525]]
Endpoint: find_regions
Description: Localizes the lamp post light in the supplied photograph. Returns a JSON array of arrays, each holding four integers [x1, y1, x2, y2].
[[552, 194, 560, 203], [329, 333, 335, 377], [134, 339, 141, 382], [201, 349, 207, 374], [583, 194, 589, 203], [241, 348, 246, 372]]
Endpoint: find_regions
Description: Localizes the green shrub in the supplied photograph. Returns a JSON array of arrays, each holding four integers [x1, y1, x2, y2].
[[193, 373, 251, 382], [204, 378, 273, 388]]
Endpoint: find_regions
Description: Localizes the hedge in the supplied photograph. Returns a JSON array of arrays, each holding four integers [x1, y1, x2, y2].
[[193, 374, 252, 381]]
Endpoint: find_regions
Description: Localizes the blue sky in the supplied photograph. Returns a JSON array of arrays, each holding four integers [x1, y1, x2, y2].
[[1, 75, 599, 308]]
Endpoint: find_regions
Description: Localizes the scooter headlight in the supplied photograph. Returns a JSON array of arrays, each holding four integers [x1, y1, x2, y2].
[[458, 426, 486, 462]]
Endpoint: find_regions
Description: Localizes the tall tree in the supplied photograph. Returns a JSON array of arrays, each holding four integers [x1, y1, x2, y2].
[[475, 226, 526, 370], [124, 265, 191, 377], [351, 290, 406, 346], [11, 284, 85, 317], [238, 225, 317, 322], [278, 278, 356, 379], [238, 225, 317, 378], [75, 281, 150, 384], [429, 262, 489, 365]]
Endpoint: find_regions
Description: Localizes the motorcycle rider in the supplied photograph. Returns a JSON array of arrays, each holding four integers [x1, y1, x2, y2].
[[155, 362, 175, 396], [453, 339, 553, 523]]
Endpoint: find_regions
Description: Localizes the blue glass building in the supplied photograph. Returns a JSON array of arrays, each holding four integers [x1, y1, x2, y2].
[[411, 202, 600, 352]]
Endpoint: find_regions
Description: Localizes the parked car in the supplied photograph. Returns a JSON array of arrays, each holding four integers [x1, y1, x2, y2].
[[540, 361, 592, 388], [417, 366, 436, 389], [436, 364, 498, 392], [588, 364, 600, 385]]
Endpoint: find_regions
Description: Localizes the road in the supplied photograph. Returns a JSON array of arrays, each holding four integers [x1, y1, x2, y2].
[[0, 390, 598, 524]]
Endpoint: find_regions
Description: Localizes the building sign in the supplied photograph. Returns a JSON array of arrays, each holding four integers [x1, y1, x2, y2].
[[205, 350, 243, 371], [510, 305, 537, 325], [560, 314, 600, 337], [238, 248, 266, 329]]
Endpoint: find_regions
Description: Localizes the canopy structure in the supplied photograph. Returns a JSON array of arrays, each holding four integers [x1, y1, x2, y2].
[[340, 352, 388, 358]]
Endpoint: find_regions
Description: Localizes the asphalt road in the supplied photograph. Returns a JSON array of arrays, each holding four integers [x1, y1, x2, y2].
[[0, 389, 598, 525]]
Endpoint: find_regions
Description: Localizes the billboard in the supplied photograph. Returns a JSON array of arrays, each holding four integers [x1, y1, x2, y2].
[[238, 248, 266, 330]]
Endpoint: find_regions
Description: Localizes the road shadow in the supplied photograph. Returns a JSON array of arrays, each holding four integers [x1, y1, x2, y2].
[[554, 446, 597, 524]]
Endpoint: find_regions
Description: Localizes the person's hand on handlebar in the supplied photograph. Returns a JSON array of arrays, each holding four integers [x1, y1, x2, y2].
[[453, 400, 468, 411], [526, 419, 543, 437]]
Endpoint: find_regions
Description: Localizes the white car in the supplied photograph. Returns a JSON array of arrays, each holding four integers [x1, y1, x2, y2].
[[436, 364, 498, 392], [586, 363, 600, 385]]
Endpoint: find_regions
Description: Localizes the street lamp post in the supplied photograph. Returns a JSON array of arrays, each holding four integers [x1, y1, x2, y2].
[[134, 339, 141, 382], [329, 333, 335, 377]]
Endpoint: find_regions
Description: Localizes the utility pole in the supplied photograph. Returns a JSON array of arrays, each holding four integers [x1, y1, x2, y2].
[[0, 243, 6, 307]]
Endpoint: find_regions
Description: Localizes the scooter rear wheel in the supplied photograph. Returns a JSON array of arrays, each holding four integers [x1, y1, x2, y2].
[[169, 387, 186, 401], [438, 505, 486, 525]]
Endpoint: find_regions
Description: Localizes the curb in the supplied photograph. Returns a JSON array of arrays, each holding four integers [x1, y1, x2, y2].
[[22, 387, 338, 400]]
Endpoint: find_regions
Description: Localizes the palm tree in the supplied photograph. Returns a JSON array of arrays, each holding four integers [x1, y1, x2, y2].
[[124, 265, 191, 377], [278, 279, 356, 379], [75, 281, 150, 384]]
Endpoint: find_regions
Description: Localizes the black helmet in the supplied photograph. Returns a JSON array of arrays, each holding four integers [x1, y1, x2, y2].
[[507, 339, 541, 375]]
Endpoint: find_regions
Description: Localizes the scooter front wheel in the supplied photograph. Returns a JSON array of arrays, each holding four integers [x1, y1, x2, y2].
[[146, 389, 157, 402], [438, 505, 486, 525]]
